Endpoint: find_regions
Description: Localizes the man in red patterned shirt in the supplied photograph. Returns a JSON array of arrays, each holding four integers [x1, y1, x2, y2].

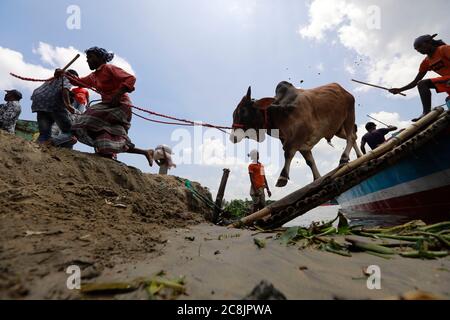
[[55, 47, 154, 166]]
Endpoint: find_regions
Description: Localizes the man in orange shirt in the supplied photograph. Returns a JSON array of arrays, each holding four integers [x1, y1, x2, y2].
[[71, 86, 89, 113], [390, 34, 450, 122], [248, 150, 271, 214]]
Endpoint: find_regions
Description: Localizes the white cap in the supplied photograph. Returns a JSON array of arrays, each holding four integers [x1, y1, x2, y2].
[[248, 149, 259, 161]]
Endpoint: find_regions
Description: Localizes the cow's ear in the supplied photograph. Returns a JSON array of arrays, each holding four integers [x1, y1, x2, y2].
[[246, 86, 252, 100]]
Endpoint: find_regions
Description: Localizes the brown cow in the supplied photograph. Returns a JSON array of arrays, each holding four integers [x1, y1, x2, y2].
[[231, 81, 362, 187]]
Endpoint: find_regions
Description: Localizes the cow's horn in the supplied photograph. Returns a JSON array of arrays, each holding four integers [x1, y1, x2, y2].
[[246, 86, 252, 100]]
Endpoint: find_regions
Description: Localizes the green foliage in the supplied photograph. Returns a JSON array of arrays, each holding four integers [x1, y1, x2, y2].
[[223, 199, 252, 218], [222, 199, 276, 219], [277, 214, 450, 259], [254, 238, 266, 249]]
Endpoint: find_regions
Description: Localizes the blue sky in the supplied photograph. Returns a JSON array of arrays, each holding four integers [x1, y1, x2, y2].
[[1, 0, 449, 200]]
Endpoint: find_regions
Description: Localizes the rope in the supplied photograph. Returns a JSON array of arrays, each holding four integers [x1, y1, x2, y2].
[[131, 104, 230, 133], [10, 72, 232, 133], [177, 177, 221, 210], [131, 111, 195, 126], [10, 73, 54, 82]]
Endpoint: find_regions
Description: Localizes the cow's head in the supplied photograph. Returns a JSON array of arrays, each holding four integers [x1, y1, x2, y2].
[[230, 87, 266, 144]]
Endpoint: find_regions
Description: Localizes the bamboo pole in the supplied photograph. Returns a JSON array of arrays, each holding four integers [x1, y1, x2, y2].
[[367, 114, 390, 127], [352, 79, 407, 96], [61, 54, 80, 71], [228, 207, 272, 228]]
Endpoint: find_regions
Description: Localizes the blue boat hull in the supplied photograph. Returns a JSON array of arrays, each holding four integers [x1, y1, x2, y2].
[[337, 127, 450, 220]]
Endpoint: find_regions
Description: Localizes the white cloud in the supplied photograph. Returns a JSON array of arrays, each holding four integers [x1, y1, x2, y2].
[[345, 63, 356, 75], [365, 111, 411, 129], [33, 42, 135, 76], [33, 43, 82, 71], [316, 63, 324, 72], [227, 0, 258, 18], [0, 47, 52, 91], [299, 0, 450, 97], [0, 42, 135, 95], [199, 138, 248, 167], [299, 0, 353, 41]]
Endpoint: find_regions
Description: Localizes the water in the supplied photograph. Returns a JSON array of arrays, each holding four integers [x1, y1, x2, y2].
[[284, 205, 341, 228], [284, 205, 412, 228]]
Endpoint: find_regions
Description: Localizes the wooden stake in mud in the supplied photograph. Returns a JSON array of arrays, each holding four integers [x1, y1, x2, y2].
[[213, 169, 230, 224], [352, 79, 407, 97]]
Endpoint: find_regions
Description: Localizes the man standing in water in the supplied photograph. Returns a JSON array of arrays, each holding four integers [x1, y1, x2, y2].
[[390, 34, 450, 122]]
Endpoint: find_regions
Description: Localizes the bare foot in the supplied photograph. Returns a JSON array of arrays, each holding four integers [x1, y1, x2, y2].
[[412, 112, 430, 122], [145, 149, 154, 167]]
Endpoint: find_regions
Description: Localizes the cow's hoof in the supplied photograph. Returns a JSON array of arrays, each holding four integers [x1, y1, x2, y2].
[[276, 177, 288, 187], [339, 159, 349, 166]]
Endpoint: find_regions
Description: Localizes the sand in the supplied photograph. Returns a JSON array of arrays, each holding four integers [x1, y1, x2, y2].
[[8, 223, 450, 300], [0, 131, 212, 299], [71, 224, 450, 300], [1, 131, 449, 300]]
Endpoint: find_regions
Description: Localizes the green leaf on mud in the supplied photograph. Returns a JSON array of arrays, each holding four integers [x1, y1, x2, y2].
[[254, 238, 266, 249], [279, 227, 299, 246]]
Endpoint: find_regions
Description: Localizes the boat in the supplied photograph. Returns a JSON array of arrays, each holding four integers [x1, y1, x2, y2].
[[337, 110, 450, 221], [15, 119, 39, 142]]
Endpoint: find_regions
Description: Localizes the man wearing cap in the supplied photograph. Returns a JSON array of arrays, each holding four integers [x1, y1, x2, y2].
[[0, 89, 22, 134], [360, 122, 398, 155], [248, 150, 272, 214], [389, 34, 450, 122]]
